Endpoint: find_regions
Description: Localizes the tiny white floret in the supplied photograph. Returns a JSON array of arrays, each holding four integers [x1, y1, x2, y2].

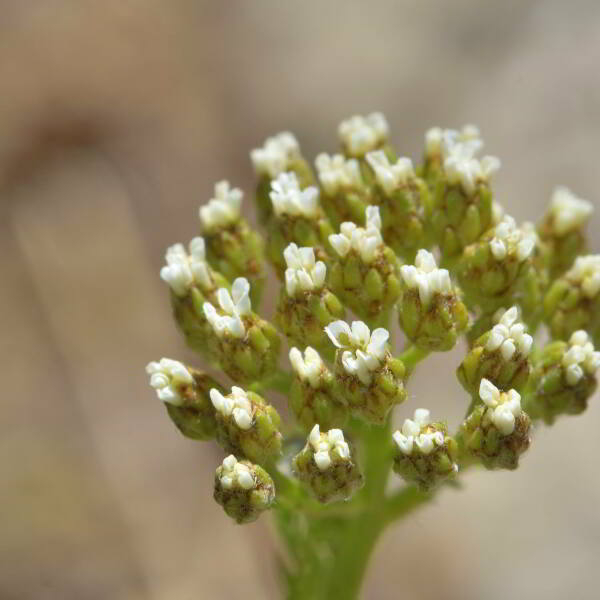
[[548, 186, 593, 236], [315, 153, 362, 195], [329, 205, 383, 264], [219, 455, 256, 491], [562, 330, 600, 386], [308, 424, 351, 471], [203, 277, 252, 338], [485, 306, 533, 359], [393, 408, 446, 457], [400, 249, 453, 307], [210, 386, 254, 430], [270, 172, 320, 218], [289, 346, 325, 388], [283, 243, 326, 297], [160, 237, 212, 296], [250, 131, 300, 178], [365, 150, 415, 194], [338, 112, 389, 157], [146, 358, 194, 406], [565, 255, 600, 299], [199, 181, 243, 232]]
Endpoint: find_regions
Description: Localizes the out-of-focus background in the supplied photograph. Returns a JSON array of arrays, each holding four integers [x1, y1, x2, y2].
[[1, 1, 599, 598]]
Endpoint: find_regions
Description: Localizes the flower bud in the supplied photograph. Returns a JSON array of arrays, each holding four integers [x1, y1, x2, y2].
[[292, 425, 363, 503], [544, 255, 600, 345], [314, 152, 371, 227], [526, 330, 599, 424], [203, 278, 280, 384], [537, 186, 593, 278], [338, 112, 392, 159], [250, 131, 315, 224], [265, 173, 334, 277], [325, 320, 406, 424], [146, 359, 218, 440], [275, 243, 345, 354], [213, 455, 275, 524], [199, 181, 266, 305], [457, 306, 533, 395], [392, 408, 459, 490], [159, 238, 228, 355], [288, 347, 348, 431], [399, 249, 468, 351], [460, 379, 531, 470], [364, 151, 432, 262], [210, 386, 282, 465], [328, 206, 401, 320], [457, 215, 539, 312]]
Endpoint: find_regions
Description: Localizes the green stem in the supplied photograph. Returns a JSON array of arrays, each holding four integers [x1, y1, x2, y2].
[[399, 344, 430, 375]]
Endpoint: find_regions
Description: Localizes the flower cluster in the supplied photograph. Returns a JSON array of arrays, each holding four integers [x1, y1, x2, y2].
[[338, 112, 390, 157]]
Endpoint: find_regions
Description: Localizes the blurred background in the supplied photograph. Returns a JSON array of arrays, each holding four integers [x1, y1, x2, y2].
[[1, 1, 599, 598]]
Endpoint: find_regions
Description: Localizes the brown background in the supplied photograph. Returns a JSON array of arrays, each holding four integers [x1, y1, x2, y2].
[[1, 1, 599, 599]]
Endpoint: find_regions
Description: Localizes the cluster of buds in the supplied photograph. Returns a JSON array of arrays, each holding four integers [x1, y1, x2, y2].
[[460, 379, 531, 470], [293, 425, 363, 503], [526, 330, 600, 424], [199, 181, 266, 304], [399, 249, 468, 351], [275, 243, 344, 356], [392, 409, 458, 490], [147, 111, 598, 536], [325, 320, 405, 424], [457, 306, 533, 395], [328, 205, 401, 320]]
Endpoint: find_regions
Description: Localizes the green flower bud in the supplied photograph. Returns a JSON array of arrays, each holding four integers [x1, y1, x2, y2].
[[250, 131, 315, 224], [314, 152, 372, 227], [460, 379, 531, 470], [457, 215, 539, 312], [537, 186, 593, 278], [275, 243, 345, 355], [328, 206, 401, 320], [392, 408, 459, 490], [293, 425, 363, 503], [146, 358, 218, 440], [159, 237, 228, 356], [426, 140, 499, 260], [265, 172, 334, 277], [210, 386, 282, 465], [526, 330, 599, 424], [398, 249, 468, 351], [325, 320, 406, 424], [199, 181, 266, 305], [203, 278, 280, 384], [288, 347, 348, 432], [457, 306, 533, 395], [544, 255, 600, 344], [365, 151, 432, 262], [214, 455, 275, 524]]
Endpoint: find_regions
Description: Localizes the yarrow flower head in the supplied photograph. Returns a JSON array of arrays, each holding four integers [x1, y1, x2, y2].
[[486, 306, 534, 360], [203, 278, 251, 339], [270, 172, 320, 219], [400, 249, 452, 307], [199, 180, 243, 233], [329, 205, 383, 264], [561, 330, 600, 386], [546, 186, 593, 237], [365, 151, 415, 195], [325, 320, 388, 385], [214, 455, 275, 524], [478, 378, 523, 436], [250, 131, 300, 178], [425, 124, 483, 164], [489, 215, 536, 262], [283, 243, 326, 297], [210, 386, 254, 430], [160, 238, 212, 297], [146, 358, 193, 406], [565, 255, 600, 299], [289, 346, 326, 389], [314, 153, 363, 196], [338, 112, 390, 157], [308, 424, 350, 471], [443, 151, 500, 196], [393, 409, 444, 456]]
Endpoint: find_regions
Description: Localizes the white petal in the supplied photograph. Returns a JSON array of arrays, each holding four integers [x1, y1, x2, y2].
[[314, 451, 332, 471], [479, 378, 500, 407], [325, 321, 351, 348]]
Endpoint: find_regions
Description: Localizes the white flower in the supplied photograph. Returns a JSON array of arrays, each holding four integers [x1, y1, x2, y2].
[[365, 150, 415, 195], [146, 358, 193, 406], [308, 424, 350, 471], [199, 181, 243, 232], [269, 172, 320, 218], [325, 320, 389, 385], [283, 243, 327, 297], [314, 153, 362, 195], [400, 249, 453, 307], [219, 455, 255, 490], [289, 346, 326, 388], [478, 379, 522, 436], [210, 386, 254, 430], [159, 237, 212, 296], [329, 205, 383, 263], [393, 408, 445, 456], [488, 215, 536, 262], [444, 149, 500, 195], [562, 330, 600, 386], [548, 186, 593, 236], [486, 306, 533, 360], [203, 278, 251, 338], [338, 112, 390, 157], [425, 124, 483, 161], [565, 255, 600, 299], [250, 131, 300, 178]]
